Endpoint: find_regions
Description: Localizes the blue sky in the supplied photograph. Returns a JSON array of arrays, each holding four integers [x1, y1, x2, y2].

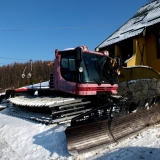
[[0, 0, 148, 65]]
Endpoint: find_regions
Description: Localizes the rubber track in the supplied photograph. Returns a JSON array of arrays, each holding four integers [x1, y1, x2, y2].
[[65, 104, 160, 153], [7, 104, 53, 124], [6, 103, 91, 125], [7, 96, 91, 124]]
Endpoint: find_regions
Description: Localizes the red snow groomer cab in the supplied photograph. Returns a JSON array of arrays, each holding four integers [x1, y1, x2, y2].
[[50, 46, 118, 96]]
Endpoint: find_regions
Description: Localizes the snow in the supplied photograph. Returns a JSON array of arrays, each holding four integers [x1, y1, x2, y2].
[[0, 102, 160, 160], [21, 81, 50, 90], [0, 105, 71, 160], [122, 65, 151, 69]]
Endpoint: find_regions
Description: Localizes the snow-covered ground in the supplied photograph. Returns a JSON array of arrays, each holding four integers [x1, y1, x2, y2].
[[0, 102, 160, 160]]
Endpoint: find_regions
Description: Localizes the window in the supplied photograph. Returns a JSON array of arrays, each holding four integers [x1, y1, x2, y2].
[[156, 35, 160, 59], [60, 54, 78, 82], [157, 36, 160, 58], [81, 53, 118, 84]]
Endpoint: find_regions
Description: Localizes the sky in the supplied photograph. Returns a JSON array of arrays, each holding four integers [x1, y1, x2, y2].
[[0, 0, 149, 65]]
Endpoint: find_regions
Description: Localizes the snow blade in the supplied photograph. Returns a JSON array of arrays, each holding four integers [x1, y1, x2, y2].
[[65, 103, 160, 154]]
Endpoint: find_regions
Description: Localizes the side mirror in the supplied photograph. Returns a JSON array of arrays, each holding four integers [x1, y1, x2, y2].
[[114, 56, 122, 67]]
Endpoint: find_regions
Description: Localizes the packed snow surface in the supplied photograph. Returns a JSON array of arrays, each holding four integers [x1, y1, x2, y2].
[[0, 103, 160, 160], [19, 81, 49, 90]]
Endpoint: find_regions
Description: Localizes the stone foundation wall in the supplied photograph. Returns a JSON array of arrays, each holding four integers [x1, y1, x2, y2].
[[118, 78, 160, 98]]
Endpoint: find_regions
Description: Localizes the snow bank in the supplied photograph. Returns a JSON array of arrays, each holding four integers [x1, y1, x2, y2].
[[0, 107, 71, 160], [0, 103, 160, 160]]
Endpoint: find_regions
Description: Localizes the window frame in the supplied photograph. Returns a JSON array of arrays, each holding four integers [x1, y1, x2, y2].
[[156, 34, 160, 59], [60, 51, 79, 82]]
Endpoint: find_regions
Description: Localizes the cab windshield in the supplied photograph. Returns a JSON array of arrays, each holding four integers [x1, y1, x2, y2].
[[80, 52, 118, 84]]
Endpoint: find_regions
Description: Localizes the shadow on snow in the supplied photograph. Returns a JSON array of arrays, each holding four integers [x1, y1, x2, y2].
[[90, 146, 160, 160], [32, 124, 70, 158]]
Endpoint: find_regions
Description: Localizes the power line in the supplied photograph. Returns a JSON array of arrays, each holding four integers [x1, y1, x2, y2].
[[0, 24, 120, 32], [0, 56, 29, 61], [0, 56, 51, 64]]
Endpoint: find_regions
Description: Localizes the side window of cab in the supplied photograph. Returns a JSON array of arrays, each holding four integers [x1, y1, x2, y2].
[[60, 54, 78, 82]]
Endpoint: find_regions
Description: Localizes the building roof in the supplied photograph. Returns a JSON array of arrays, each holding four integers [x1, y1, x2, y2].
[[96, 0, 160, 50]]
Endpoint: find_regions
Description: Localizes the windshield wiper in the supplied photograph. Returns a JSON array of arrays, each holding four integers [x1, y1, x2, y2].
[[83, 58, 89, 76], [94, 78, 102, 86], [104, 73, 114, 85]]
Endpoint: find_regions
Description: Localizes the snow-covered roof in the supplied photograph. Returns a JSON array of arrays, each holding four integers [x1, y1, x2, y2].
[[97, 0, 160, 49]]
